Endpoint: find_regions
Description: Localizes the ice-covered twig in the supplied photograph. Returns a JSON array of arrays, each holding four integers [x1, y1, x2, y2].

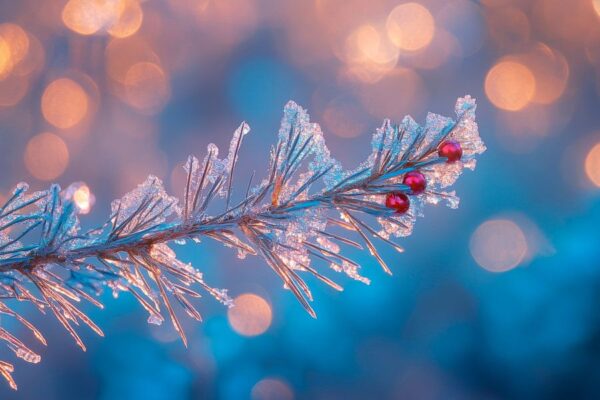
[[0, 97, 485, 389]]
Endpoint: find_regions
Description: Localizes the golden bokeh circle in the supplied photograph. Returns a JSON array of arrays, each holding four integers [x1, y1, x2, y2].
[[470, 219, 527, 273], [41, 78, 89, 129], [585, 142, 600, 187], [386, 3, 435, 52], [24, 132, 70, 181], [228, 293, 272, 337], [485, 60, 536, 111]]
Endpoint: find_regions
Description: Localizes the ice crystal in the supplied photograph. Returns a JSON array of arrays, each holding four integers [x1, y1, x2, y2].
[[0, 97, 484, 390]]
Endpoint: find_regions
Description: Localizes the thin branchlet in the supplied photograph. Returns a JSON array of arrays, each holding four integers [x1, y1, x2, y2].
[[0, 97, 485, 390]]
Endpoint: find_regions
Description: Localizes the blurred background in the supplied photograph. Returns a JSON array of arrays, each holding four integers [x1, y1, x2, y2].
[[0, 0, 599, 398]]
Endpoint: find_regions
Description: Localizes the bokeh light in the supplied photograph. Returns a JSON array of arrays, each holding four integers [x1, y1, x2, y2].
[[251, 378, 294, 400], [24, 132, 70, 181], [386, 3, 435, 52], [123, 61, 170, 114], [107, 0, 143, 38], [343, 23, 399, 83], [0, 37, 11, 79], [470, 219, 528, 273], [63, 182, 96, 214], [594, 0, 600, 16], [228, 293, 272, 337], [62, 0, 113, 35], [41, 78, 89, 129], [0, 23, 30, 79], [584, 142, 600, 187], [485, 60, 536, 111]]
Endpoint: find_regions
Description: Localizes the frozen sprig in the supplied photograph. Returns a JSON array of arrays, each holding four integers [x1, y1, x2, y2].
[[0, 97, 484, 389]]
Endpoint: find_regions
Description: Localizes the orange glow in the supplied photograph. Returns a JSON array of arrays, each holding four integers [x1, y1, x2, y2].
[[470, 219, 527, 272], [62, 0, 113, 35], [41, 78, 89, 129], [595, 0, 600, 16], [354, 24, 398, 64], [0, 38, 11, 79], [585, 142, 600, 187], [63, 0, 143, 37], [64, 182, 95, 214], [24, 133, 70, 181], [124, 62, 170, 114], [386, 3, 435, 52], [73, 185, 93, 214], [0, 23, 30, 79], [0, 74, 29, 107], [252, 378, 294, 400], [343, 24, 399, 83], [227, 293, 272, 337], [108, 0, 143, 38], [485, 60, 535, 111]]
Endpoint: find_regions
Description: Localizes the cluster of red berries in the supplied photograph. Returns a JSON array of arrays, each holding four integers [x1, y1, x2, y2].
[[385, 140, 462, 214]]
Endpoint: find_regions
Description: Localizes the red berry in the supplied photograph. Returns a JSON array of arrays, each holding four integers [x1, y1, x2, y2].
[[385, 192, 410, 214], [438, 140, 462, 163], [402, 171, 426, 194]]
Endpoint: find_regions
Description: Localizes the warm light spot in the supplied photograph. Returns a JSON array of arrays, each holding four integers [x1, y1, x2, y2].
[[485, 61, 535, 111], [595, 0, 600, 16], [0, 38, 11, 79], [24, 133, 69, 181], [0, 74, 29, 107], [124, 61, 170, 114], [470, 219, 527, 272], [63, 182, 95, 214], [252, 378, 294, 400], [42, 78, 89, 129], [0, 24, 30, 79], [343, 24, 399, 82], [63, 0, 143, 37], [0, 24, 29, 66], [62, 0, 113, 35], [107, 0, 143, 38], [73, 185, 92, 213], [386, 3, 435, 51], [354, 24, 398, 64], [585, 142, 600, 187], [228, 293, 272, 337]]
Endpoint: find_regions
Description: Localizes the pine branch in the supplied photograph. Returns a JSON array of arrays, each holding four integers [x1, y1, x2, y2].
[[0, 97, 485, 389]]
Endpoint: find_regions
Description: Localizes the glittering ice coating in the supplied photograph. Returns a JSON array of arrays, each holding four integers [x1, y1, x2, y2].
[[110, 175, 181, 235]]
